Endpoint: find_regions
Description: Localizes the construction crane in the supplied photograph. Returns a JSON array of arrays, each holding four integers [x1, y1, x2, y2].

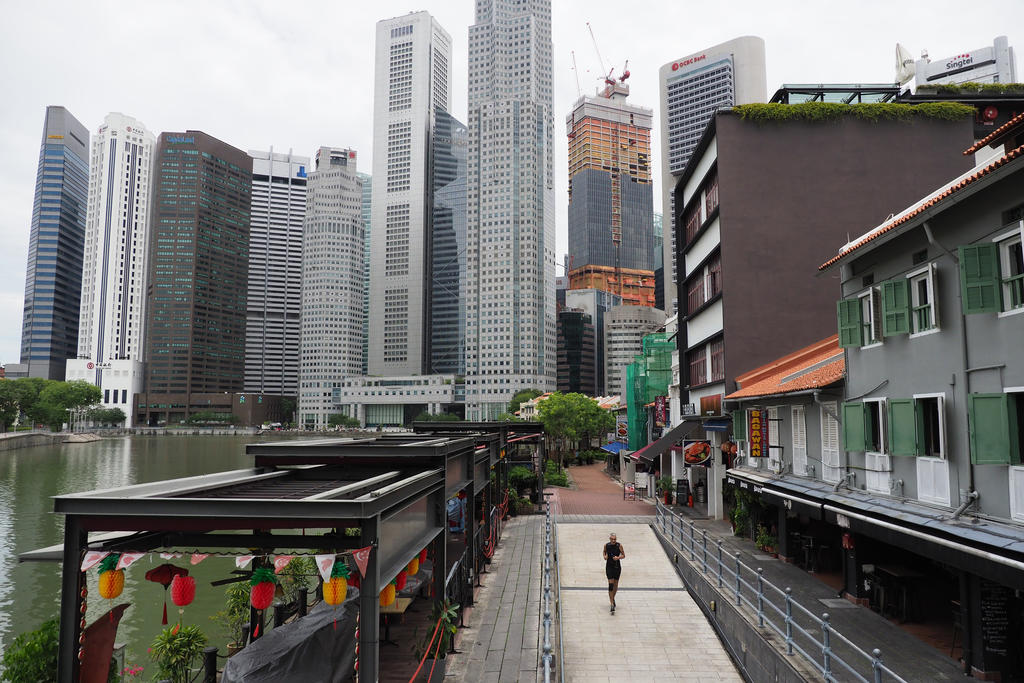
[[570, 50, 582, 97], [619, 60, 630, 83]]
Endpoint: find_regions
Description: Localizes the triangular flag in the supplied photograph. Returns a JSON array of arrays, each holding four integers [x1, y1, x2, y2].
[[274, 555, 295, 574], [235, 555, 254, 569], [352, 545, 373, 578], [190, 553, 209, 566], [81, 551, 110, 572], [115, 553, 146, 570], [315, 554, 335, 583], [159, 553, 182, 560]]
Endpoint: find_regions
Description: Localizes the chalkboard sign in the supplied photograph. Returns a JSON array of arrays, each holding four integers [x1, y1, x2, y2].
[[980, 579, 1010, 659], [676, 479, 690, 503]]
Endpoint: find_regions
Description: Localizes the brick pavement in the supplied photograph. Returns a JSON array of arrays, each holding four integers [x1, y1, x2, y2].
[[445, 516, 542, 683], [548, 462, 656, 516]]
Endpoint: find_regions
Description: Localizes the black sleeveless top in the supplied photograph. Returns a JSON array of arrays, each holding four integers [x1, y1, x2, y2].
[[605, 542, 622, 569]]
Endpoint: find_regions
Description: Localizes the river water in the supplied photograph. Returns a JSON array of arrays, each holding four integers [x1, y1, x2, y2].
[[0, 434, 309, 670]]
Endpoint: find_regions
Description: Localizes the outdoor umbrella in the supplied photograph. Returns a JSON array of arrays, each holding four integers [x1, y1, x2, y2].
[[145, 564, 190, 624]]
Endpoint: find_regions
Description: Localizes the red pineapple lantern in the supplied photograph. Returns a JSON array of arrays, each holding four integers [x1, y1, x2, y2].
[[170, 575, 196, 607], [395, 569, 407, 591], [419, 547, 428, 564], [250, 568, 277, 610]]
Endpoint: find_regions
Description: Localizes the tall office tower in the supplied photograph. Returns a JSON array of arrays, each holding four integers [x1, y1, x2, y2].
[[430, 110, 468, 375], [466, 0, 556, 420], [65, 114, 153, 423], [299, 147, 364, 430], [653, 212, 664, 310], [19, 106, 88, 380], [604, 304, 666, 399], [243, 149, 308, 397], [139, 132, 251, 426], [658, 37, 766, 314], [358, 172, 371, 375], [556, 308, 596, 395], [368, 12, 452, 376], [566, 84, 654, 275]]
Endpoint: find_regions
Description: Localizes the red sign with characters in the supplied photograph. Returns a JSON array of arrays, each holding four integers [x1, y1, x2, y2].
[[749, 409, 768, 458]]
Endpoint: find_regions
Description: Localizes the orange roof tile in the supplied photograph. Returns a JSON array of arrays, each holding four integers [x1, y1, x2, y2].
[[819, 144, 1024, 271], [963, 112, 1024, 155], [726, 336, 844, 400]]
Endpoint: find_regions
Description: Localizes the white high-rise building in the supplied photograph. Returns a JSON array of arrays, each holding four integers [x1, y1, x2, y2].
[[245, 149, 308, 398], [368, 12, 452, 376], [658, 37, 766, 315], [465, 0, 557, 420], [299, 147, 364, 429], [65, 113, 154, 424]]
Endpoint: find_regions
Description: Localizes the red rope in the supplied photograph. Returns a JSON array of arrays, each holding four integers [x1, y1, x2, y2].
[[408, 615, 444, 682], [426, 610, 447, 681]]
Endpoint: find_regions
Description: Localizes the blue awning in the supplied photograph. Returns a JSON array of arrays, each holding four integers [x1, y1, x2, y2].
[[703, 419, 732, 432], [601, 441, 628, 454]]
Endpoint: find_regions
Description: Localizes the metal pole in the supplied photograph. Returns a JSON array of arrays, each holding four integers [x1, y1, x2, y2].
[[202, 646, 218, 683], [872, 648, 883, 683], [734, 552, 742, 606], [689, 521, 696, 561], [57, 515, 86, 683], [822, 613, 832, 679], [701, 531, 708, 573], [297, 587, 308, 618], [757, 568, 765, 627], [785, 588, 793, 655], [717, 540, 723, 588], [359, 515, 381, 683]]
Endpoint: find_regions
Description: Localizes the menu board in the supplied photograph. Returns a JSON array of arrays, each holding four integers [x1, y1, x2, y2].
[[979, 579, 1010, 659]]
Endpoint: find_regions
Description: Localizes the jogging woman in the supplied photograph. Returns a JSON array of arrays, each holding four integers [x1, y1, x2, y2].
[[603, 532, 625, 613]]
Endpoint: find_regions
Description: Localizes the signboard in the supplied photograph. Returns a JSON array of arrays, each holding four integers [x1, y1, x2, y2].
[[615, 412, 628, 443], [749, 409, 767, 457], [680, 403, 696, 416], [682, 440, 712, 466], [700, 394, 723, 417], [654, 396, 666, 427]]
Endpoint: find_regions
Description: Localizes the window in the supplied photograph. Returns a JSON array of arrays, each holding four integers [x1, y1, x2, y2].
[[999, 226, 1024, 311], [709, 338, 724, 382], [688, 346, 706, 386], [968, 393, 1023, 464], [820, 401, 841, 483], [792, 405, 807, 475], [959, 223, 1024, 314], [767, 406, 782, 472], [860, 288, 881, 345], [908, 264, 938, 333], [880, 278, 910, 336], [1009, 465, 1024, 522]]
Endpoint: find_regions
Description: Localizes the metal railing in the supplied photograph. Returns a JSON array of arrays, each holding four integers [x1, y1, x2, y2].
[[655, 502, 906, 683], [445, 545, 473, 636], [540, 498, 564, 683]]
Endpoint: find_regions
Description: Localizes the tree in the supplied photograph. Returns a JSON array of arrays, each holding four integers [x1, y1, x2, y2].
[[280, 397, 296, 425], [537, 392, 616, 466], [328, 413, 360, 429], [508, 389, 543, 416], [186, 411, 233, 425], [1, 618, 59, 682], [36, 380, 102, 430], [0, 381, 21, 432], [88, 407, 126, 426], [413, 411, 460, 422]]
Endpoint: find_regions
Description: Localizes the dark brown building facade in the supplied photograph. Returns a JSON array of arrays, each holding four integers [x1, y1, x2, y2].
[[556, 308, 596, 395], [140, 131, 252, 425]]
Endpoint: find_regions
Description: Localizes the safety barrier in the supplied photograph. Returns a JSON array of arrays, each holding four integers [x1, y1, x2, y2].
[[540, 498, 564, 683]]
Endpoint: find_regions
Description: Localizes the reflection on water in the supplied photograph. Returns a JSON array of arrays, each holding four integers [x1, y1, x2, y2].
[[0, 434, 298, 661]]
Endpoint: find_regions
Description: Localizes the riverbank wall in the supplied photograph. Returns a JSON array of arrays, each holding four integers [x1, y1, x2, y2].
[[0, 431, 67, 451]]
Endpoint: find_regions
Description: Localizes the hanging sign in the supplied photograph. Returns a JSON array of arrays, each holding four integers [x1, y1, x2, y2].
[[616, 413, 628, 443], [655, 396, 667, 427], [683, 440, 712, 466], [749, 409, 767, 457]]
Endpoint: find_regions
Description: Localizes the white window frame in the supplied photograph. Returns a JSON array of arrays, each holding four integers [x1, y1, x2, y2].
[[907, 263, 939, 336], [858, 287, 882, 348], [768, 406, 782, 473], [863, 398, 887, 456], [913, 392, 946, 459], [993, 221, 1024, 316], [1010, 466, 1024, 523], [820, 401, 842, 483], [792, 405, 807, 476]]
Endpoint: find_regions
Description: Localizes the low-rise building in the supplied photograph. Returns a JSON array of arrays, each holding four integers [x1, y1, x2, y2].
[[332, 375, 463, 428]]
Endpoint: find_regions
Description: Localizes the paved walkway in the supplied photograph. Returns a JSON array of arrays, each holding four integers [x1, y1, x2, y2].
[[558, 522, 742, 683], [548, 462, 656, 516], [446, 516, 542, 683]]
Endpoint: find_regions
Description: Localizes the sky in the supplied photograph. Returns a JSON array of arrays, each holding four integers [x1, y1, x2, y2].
[[0, 0, 1021, 365]]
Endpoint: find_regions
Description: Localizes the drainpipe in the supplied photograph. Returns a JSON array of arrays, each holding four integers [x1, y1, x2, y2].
[[924, 221, 976, 502]]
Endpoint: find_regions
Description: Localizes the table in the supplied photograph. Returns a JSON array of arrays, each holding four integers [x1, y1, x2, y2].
[[380, 597, 414, 646], [874, 565, 927, 622]]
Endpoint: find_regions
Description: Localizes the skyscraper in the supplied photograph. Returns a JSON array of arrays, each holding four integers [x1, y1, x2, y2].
[[658, 37, 766, 314], [466, 0, 556, 420], [138, 131, 251, 425], [430, 110, 468, 375], [244, 149, 308, 397], [64, 113, 153, 422], [566, 85, 654, 274], [368, 12, 452, 377], [299, 148, 364, 429], [358, 171, 372, 375], [20, 106, 88, 379]]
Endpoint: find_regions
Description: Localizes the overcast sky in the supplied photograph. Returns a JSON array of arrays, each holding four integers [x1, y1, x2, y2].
[[1, 1, 1020, 365]]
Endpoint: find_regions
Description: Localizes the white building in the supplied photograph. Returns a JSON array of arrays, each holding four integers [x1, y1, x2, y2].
[[913, 35, 1017, 87], [368, 12, 452, 376], [658, 36, 766, 315], [245, 149, 308, 397], [604, 304, 666, 400], [333, 374, 463, 427], [465, 0, 557, 420], [299, 147, 364, 429], [66, 113, 154, 424]]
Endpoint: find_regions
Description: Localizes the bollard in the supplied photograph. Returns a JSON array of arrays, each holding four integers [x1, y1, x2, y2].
[[717, 540, 724, 588], [273, 601, 286, 627], [734, 552, 742, 606], [872, 648, 883, 683], [757, 568, 765, 627], [822, 613, 832, 679], [297, 587, 308, 618], [785, 588, 793, 655], [202, 646, 218, 683], [241, 623, 250, 647]]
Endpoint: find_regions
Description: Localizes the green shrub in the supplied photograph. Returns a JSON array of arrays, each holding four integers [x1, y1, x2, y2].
[[508, 466, 535, 496], [543, 460, 569, 487], [733, 101, 975, 125], [1, 618, 59, 683], [150, 624, 207, 683]]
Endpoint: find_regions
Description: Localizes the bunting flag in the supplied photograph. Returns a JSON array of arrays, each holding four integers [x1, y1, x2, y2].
[[159, 553, 182, 560], [81, 551, 110, 572], [273, 555, 295, 574], [315, 554, 336, 583], [235, 555, 254, 569], [190, 553, 209, 565], [352, 545, 373, 578], [115, 553, 146, 571]]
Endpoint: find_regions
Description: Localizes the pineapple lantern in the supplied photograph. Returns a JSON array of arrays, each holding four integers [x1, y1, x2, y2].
[[379, 578, 397, 607], [97, 554, 124, 600], [407, 554, 419, 576], [324, 561, 351, 606], [250, 567, 278, 610]]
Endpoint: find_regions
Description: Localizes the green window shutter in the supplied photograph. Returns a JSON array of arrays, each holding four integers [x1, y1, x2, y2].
[[881, 279, 910, 336], [968, 393, 1016, 464], [731, 409, 746, 442], [837, 298, 863, 348], [959, 244, 1002, 314], [841, 402, 867, 452], [888, 398, 918, 456]]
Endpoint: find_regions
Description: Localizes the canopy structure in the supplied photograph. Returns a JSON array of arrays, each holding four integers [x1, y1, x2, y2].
[[34, 428, 520, 683], [600, 441, 628, 454]]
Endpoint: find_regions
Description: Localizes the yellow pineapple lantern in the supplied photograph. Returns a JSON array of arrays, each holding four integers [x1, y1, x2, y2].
[[97, 554, 124, 600], [324, 561, 350, 606]]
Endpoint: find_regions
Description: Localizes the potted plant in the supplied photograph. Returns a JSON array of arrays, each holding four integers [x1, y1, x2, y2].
[[414, 599, 459, 680], [150, 624, 207, 683], [755, 525, 778, 555], [657, 475, 674, 504], [211, 581, 250, 655]]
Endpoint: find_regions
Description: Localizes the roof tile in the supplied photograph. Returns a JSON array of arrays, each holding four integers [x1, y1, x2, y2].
[[726, 336, 844, 400]]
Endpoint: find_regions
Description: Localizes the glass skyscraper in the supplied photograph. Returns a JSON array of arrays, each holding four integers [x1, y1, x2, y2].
[[20, 106, 89, 379]]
